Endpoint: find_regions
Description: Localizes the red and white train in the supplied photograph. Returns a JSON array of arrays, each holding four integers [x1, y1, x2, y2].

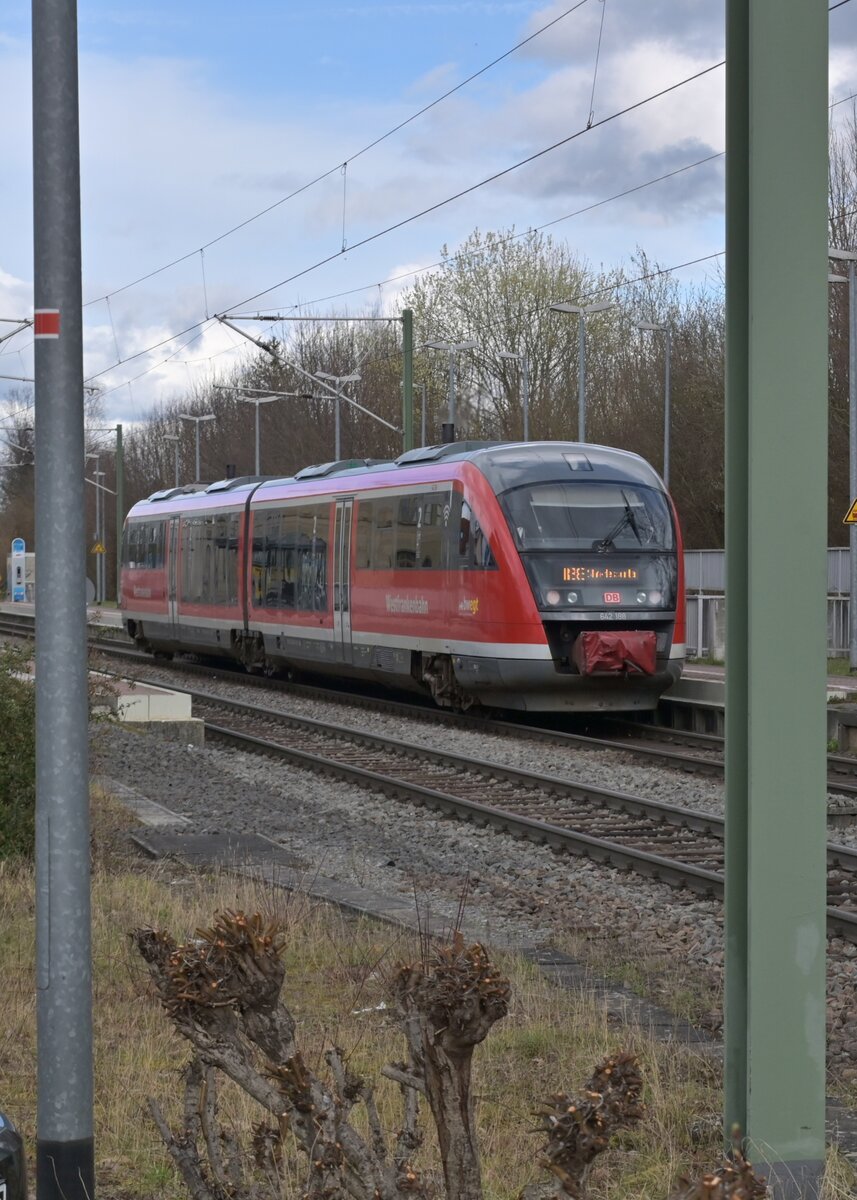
[[120, 441, 685, 712]]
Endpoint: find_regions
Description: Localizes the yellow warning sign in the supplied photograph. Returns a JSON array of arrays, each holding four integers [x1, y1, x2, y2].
[[844, 501, 857, 525], [90, 542, 106, 554]]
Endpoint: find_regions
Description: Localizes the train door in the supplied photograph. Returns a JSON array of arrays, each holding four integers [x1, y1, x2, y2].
[[333, 499, 353, 664], [167, 516, 180, 641]]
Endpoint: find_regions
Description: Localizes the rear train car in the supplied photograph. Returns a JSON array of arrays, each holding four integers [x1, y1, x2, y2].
[[120, 441, 685, 712]]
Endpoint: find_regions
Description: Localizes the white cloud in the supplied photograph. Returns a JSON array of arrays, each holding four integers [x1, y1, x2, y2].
[[3, 0, 850, 425]]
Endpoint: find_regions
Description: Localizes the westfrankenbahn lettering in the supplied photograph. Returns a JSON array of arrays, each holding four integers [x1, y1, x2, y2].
[[385, 594, 429, 614]]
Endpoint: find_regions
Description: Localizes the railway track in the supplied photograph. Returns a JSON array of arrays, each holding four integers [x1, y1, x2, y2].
[[7, 609, 857, 939], [4, 610, 857, 803], [112, 682, 857, 943]]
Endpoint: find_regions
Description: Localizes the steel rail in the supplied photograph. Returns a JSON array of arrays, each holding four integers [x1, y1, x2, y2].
[[198, 716, 857, 943], [4, 609, 857, 797]]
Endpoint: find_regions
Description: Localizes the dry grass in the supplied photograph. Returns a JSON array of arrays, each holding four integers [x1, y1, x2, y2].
[[0, 788, 853, 1199]]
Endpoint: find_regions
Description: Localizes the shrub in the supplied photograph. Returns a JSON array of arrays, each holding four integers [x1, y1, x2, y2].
[[0, 643, 36, 860]]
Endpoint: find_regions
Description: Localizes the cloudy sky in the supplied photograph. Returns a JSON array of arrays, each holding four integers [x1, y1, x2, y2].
[[1, 0, 856, 425]]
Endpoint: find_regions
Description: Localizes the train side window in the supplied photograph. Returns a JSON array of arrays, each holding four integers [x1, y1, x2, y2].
[[145, 521, 166, 569], [371, 499, 395, 569], [122, 522, 143, 568], [295, 506, 328, 612], [471, 514, 496, 569], [418, 496, 445, 568], [356, 500, 373, 568], [450, 492, 497, 570], [180, 516, 206, 602], [396, 495, 419, 568]]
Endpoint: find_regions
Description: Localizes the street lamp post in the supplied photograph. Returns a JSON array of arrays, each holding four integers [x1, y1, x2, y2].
[[830, 246, 857, 670], [424, 340, 479, 442], [238, 394, 282, 475], [636, 321, 672, 488], [499, 350, 530, 441], [85, 453, 101, 602], [163, 433, 180, 488], [314, 372, 361, 460], [94, 470, 106, 603], [178, 413, 216, 482], [549, 300, 614, 441]]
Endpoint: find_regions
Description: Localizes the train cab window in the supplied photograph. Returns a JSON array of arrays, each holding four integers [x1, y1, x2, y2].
[[501, 482, 674, 551]]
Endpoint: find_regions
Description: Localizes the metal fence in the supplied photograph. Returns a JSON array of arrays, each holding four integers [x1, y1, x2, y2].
[[683, 550, 853, 656], [685, 548, 852, 596]]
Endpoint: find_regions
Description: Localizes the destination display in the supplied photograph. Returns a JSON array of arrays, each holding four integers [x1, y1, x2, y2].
[[562, 565, 639, 583], [522, 553, 677, 612]]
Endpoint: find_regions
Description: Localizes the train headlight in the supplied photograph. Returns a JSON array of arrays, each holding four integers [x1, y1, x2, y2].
[[566, 591, 579, 604], [545, 590, 561, 605], [648, 590, 663, 605], [636, 591, 648, 604]]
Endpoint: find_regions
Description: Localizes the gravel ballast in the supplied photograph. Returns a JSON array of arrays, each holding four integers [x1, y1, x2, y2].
[[95, 713, 857, 1075]]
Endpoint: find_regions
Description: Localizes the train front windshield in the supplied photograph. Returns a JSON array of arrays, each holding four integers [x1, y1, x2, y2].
[[501, 481, 677, 611]]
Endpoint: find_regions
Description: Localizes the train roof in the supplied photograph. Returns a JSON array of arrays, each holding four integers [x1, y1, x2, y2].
[[127, 440, 664, 520]]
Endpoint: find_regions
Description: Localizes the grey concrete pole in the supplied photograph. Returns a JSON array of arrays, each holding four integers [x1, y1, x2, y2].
[[521, 355, 530, 442], [32, 0, 95, 1194], [174, 444, 179, 487], [577, 315, 586, 441], [92, 459, 100, 602], [194, 422, 201, 483], [420, 381, 427, 446], [334, 396, 341, 460], [664, 331, 671, 489], [844, 258, 849, 672]]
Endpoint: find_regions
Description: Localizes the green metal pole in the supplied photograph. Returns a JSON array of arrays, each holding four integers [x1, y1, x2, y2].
[[725, 2, 828, 1196], [115, 422, 124, 602], [402, 308, 414, 452]]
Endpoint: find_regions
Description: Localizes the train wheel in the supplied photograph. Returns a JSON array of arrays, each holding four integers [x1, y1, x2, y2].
[[421, 654, 476, 711]]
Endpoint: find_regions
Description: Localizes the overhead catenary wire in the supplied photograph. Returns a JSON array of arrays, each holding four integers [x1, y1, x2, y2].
[[49, 48, 856, 398], [85, 64, 726, 388], [587, 0, 608, 128], [223, 59, 726, 314], [79, 0, 852, 314], [236, 149, 727, 321], [78, 0, 595, 310], [85, 72, 857, 391]]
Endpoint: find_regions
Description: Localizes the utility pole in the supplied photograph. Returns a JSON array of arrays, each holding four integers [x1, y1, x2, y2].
[[725, 2, 827, 1196], [402, 308, 414, 452], [32, 0, 95, 1196], [829, 248, 857, 669], [115, 423, 123, 603], [549, 300, 614, 441], [425, 340, 478, 443]]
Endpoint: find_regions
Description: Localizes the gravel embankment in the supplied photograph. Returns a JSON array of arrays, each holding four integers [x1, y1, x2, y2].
[[95, 716, 857, 1075]]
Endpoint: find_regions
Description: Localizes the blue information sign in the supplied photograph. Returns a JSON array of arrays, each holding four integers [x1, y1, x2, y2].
[[10, 538, 25, 602]]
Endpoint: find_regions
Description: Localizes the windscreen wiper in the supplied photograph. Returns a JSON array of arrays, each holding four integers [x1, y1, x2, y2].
[[594, 491, 643, 553]]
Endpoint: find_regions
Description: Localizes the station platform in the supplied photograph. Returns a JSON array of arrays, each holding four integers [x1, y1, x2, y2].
[[0, 599, 124, 629], [683, 660, 857, 699]]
